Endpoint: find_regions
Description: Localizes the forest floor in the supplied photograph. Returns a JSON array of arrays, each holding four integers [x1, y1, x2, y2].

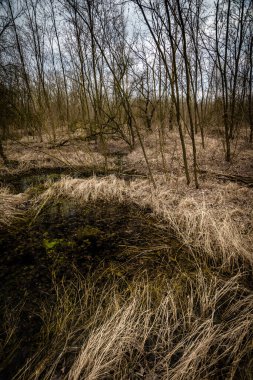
[[0, 129, 253, 380]]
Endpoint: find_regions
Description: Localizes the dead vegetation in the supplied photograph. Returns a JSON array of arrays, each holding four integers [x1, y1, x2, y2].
[[1, 0, 253, 375], [0, 137, 108, 176], [0, 131, 253, 379], [11, 266, 253, 380], [33, 174, 252, 268], [0, 187, 27, 226]]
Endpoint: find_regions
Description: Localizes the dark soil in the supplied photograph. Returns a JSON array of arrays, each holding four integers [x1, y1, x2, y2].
[[0, 199, 181, 380]]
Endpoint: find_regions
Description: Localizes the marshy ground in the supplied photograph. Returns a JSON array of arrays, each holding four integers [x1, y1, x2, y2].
[[0, 131, 253, 379]]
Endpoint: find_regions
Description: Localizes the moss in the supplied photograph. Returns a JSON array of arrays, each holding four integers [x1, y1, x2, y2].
[[43, 237, 76, 255], [43, 238, 60, 254], [76, 225, 102, 240]]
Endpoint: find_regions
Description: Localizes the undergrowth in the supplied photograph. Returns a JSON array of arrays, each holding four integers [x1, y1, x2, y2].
[[34, 175, 252, 268], [1, 133, 252, 379], [11, 266, 253, 380]]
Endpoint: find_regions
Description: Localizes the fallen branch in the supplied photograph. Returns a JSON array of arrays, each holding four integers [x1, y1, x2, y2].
[[216, 174, 253, 187]]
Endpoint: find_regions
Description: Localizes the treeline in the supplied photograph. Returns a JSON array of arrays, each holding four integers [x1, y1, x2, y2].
[[0, 0, 252, 186]]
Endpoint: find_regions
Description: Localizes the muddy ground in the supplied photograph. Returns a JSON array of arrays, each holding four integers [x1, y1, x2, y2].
[[0, 187, 187, 379]]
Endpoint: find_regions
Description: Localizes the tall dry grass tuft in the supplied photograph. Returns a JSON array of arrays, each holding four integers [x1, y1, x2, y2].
[[0, 187, 26, 226], [34, 175, 252, 268], [159, 196, 247, 266], [15, 268, 253, 380]]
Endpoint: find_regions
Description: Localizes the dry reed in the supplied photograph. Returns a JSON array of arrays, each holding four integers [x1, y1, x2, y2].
[[15, 267, 253, 380]]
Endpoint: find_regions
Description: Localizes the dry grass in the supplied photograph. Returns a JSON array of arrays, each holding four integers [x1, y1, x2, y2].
[[13, 267, 253, 380], [34, 175, 253, 268], [2, 128, 252, 183], [0, 187, 27, 226], [1, 129, 253, 379], [0, 140, 109, 175]]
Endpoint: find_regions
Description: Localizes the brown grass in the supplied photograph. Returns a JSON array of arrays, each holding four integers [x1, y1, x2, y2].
[[0, 187, 27, 226], [13, 267, 253, 380], [1, 139, 109, 176], [1, 129, 253, 379], [34, 175, 252, 268]]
